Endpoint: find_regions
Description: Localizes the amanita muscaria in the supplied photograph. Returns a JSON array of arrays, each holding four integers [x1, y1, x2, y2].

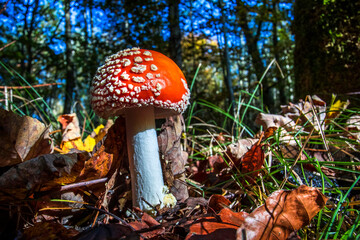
[[90, 47, 190, 210]]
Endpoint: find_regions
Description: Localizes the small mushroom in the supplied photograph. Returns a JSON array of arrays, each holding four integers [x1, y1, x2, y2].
[[90, 47, 190, 210]]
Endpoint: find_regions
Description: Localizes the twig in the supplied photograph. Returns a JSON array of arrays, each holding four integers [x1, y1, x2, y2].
[[84, 205, 136, 231], [0, 82, 62, 89], [0, 0, 10, 15], [280, 128, 314, 189], [308, 95, 334, 161], [60, 178, 108, 191], [0, 40, 16, 52]]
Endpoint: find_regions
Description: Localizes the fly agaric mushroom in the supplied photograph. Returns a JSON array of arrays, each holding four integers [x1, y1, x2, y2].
[[90, 47, 190, 211]]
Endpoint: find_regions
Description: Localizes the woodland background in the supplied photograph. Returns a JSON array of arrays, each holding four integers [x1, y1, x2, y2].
[[0, 0, 359, 128], [0, 1, 360, 239]]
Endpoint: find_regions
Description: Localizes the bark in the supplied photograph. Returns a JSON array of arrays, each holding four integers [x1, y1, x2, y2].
[[236, 1, 273, 110], [272, 0, 287, 105], [168, 0, 182, 68], [294, 0, 360, 103], [64, 0, 76, 114], [219, 0, 235, 116]]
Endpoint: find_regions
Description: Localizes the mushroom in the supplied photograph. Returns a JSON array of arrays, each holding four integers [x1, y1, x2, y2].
[[90, 47, 190, 211]]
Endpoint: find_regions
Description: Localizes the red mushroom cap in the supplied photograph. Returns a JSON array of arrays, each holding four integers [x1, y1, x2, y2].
[[91, 48, 190, 119]]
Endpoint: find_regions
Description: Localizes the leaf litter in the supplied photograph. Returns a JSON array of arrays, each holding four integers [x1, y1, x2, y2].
[[1, 95, 359, 239]]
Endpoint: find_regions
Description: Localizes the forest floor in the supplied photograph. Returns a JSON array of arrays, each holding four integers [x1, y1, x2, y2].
[[0, 95, 359, 240]]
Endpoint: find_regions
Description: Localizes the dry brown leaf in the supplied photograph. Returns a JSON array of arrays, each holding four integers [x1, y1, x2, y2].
[[0, 108, 53, 167], [208, 195, 231, 213], [77, 117, 127, 181], [74, 224, 135, 240], [236, 185, 327, 240], [227, 138, 258, 166], [58, 113, 86, 153], [22, 222, 78, 240], [129, 211, 165, 238], [185, 208, 247, 240], [186, 220, 239, 240], [0, 153, 79, 200], [238, 141, 264, 183], [158, 115, 189, 202], [255, 113, 297, 132], [58, 113, 81, 141], [185, 186, 326, 240], [281, 95, 327, 132]]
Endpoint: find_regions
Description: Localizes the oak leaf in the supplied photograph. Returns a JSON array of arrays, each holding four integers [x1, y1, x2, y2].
[[185, 186, 326, 240], [236, 185, 327, 240], [0, 108, 52, 167]]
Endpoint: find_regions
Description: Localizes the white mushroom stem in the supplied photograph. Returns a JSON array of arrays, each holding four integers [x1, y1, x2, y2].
[[125, 106, 166, 210]]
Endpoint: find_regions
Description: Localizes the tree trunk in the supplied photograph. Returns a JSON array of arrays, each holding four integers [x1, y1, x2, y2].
[[64, 0, 76, 114], [219, 0, 235, 116], [293, 0, 360, 103], [236, 1, 273, 110], [272, 0, 287, 105], [168, 0, 182, 68]]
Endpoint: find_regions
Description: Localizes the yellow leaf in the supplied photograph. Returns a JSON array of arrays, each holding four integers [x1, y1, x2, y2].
[[60, 137, 86, 153], [83, 124, 105, 152], [327, 99, 349, 120]]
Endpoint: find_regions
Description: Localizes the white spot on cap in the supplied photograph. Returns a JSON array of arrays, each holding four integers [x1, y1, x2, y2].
[[130, 64, 146, 73], [131, 98, 139, 103], [151, 64, 158, 71], [122, 59, 131, 67], [128, 84, 134, 90], [146, 73, 154, 80], [121, 87, 128, 93], [114, 69, 121, 75], [143, 51, 152, 56], [132, 76, 145, 83], [156, 83, 162, 91], [134, 86, 141, 93], [121, 71, 130, 80], [144, 58, 153, 62], [134, 56, 143, 63]]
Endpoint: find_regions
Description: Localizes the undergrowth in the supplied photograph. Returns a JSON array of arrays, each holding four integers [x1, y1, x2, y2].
[[1, 59, 360, 239]]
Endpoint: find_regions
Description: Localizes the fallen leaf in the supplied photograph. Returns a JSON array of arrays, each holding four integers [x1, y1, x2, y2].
[[238, 141, 264, 183], [236, 185, 327, 240], [208, 154, 227, 174], [185, 208, 247, 240], [281, 95, 327, 132], [326, 99, 349, 120], [158, 115, 189, 202], [58, 113, 85, 153], [219, 208, 248, 226], [186, 220, 239, 240], [0, 108, 53, 167], [58, 114, 81, 140], [23, 222, 78, 240], [0, 153, 79, 200], [77, 117, 127, 181], [208, 195, 231, 213], [84, 120, 114, 153], [255, 113, 296, 132], [74, 223, 135, 240], [186, 186, 326, 240], [264, 126, 278, 140], [129, 211, 165, 238], [227, 138, 258, 166]]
